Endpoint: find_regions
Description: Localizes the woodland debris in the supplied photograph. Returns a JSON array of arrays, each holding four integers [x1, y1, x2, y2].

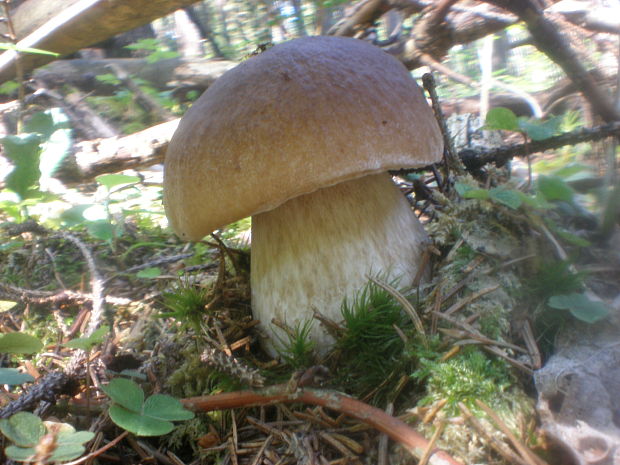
[[182, 380, 464, 465], [0, 0, 215, 82]]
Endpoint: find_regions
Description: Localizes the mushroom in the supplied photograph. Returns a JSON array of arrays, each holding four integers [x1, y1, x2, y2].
[[164, 36, 443, 354]]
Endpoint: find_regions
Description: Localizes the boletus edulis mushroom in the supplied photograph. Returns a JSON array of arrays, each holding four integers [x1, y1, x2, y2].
[[164, 36, 443, 354]]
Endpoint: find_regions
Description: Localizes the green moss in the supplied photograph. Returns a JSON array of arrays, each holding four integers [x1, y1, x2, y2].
[[413, 347, 513, 414], [333, 282, 411, 403]]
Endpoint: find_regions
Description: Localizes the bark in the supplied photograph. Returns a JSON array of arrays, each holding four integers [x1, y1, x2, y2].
[[459, 122, 620, 171], [174, 9, 204, 58], [184, 5, 225, 58], [0, 0, 204, 83], [55, 119, 179, 186], [482, 0, 620, 122]]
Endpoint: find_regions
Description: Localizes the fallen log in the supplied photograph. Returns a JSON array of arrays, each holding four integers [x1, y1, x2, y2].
[[55, 119, 179, 185], [0, 0, 206, 83]]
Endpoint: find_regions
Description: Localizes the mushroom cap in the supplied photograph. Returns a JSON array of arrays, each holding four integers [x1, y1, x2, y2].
[[164, 36, 443, 240]]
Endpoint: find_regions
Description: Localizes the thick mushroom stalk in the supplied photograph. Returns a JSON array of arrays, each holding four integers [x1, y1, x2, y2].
[[252, 173, 429, 353]]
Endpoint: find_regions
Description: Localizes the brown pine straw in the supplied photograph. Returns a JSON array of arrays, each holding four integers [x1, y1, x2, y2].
[[182, 385, 463, 465]]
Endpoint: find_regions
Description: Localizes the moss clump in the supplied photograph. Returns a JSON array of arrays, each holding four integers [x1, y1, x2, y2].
[[332, 282, 415, 404], [413, 346, 513, 413]]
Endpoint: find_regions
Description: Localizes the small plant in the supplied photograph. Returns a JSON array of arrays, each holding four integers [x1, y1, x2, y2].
[[275, 319, 316, 369], [59, 174, 141, 243], [0, 330, 42, 386], [334, 282, 411, 402], [0, 109, 72, 222], [0, 332, 43, 354], [0, 412, 94, 463], [159, 280, 209, 332], [63, 326, 109, 351], [413, 347, 512, 414], [102, 378, 194, 436], [124, 38, 179, 64]]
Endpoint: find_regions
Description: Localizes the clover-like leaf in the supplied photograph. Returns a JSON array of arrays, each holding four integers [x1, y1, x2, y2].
[[0, 333, 43, 354], [103, 379, 194, 436], [0, 412, 45, 447], [0, 368, 35, 385], [548, 293, 610, 324], [101, 378, 144, 412], [109, 404, 175, 437], [143, 394, 195, 421]]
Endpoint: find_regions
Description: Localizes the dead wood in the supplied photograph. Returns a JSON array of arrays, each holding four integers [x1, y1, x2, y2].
[[459, 121, 620, 171], [0, 0, 207, 83], [56, 119, 179, 185], [183, 383, 464, 465]]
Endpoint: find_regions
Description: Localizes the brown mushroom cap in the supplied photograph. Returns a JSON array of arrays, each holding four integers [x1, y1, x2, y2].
[[164, 36, 442, 240]]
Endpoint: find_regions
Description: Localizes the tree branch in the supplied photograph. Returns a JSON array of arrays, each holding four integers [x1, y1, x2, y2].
[[458, 122, 620, 171], [483, 0, 620, 122], [183, 384, 463, 465]]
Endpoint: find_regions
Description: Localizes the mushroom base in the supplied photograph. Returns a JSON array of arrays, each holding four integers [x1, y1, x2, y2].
[[251, 173, 430, 355]]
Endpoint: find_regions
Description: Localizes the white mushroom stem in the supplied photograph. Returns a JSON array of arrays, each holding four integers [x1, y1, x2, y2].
[[251, 172, 430, 355]]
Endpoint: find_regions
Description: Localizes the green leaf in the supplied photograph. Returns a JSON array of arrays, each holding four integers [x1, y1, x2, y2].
[[59, 204, 94, 226], [0, 333, 43, 354], [143, 394, 194, 421], [146, 49, 179, 64], [489, 188, 522, 209], [463, 189, 490, 200], [95, 73, 121, 85], [518, 116, 561, 141], [0, 42, 60, 56], [485, 107, 519, 132], [109, 404, 175, 436], [5, 444, 37, 461], [2, 133, 42, 200], [24, 111, 55, 138], [0, 368, 35, 385], [5, 430, 94, 462], [454, 182, 473, 196], [96, 174, 141, 190], [537, 175, 574, 202], [64, 326, 109, 350], [86, 220, 115, 241], [136, 267, 161, 279], [49, 443, 88, 461], [101, 378, 144, 412], [0, 80, 19, 95], [125, 38, 159, 51], [38, 108, 73, 180], [555, 229, 591, 247], [0, 412, 45, 447], [518, 191, 553, 209], [552, 163, 593, 180], [104, 379, 194, 436], [548, 293, 610, 323], [0, 300, 17, 312], [56, 430, 95, 446]]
